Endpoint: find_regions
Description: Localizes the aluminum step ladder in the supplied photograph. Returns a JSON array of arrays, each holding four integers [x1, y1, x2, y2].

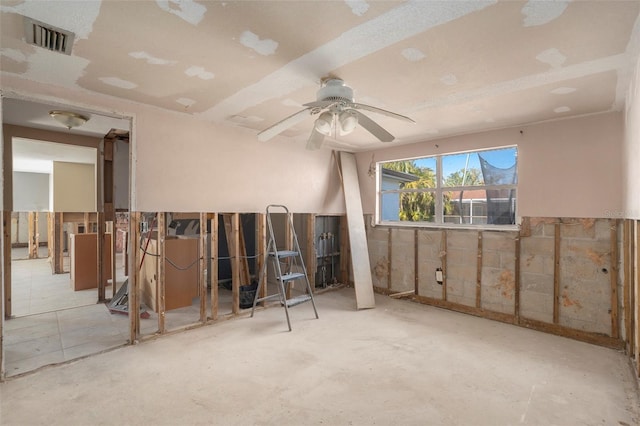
[[250, 205, 319, 331]]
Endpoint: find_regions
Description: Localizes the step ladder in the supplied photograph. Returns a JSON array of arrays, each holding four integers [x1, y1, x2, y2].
[[250, 205, 319, 331]]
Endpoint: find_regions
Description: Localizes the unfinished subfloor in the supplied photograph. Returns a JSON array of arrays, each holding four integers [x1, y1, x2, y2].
[[1, 289, 638, 425]]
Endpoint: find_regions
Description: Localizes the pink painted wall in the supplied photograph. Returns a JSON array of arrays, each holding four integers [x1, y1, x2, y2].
[[623, 55, 640, 220], [1, 75, 345, 214], [356, 112, 624, 219]]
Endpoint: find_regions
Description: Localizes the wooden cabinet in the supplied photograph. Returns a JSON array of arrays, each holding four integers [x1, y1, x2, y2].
[[69, 233, 112, 291], [140, 236, 199, 312]]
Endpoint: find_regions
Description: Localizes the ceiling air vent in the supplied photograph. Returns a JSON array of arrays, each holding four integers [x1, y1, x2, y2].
[[23, 18, 75, 55]]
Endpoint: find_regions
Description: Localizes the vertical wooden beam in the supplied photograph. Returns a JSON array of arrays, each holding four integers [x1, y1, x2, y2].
[[237, 218, 251, 286], [157, 213, 166, 333], [476, 232, 483, 308], [231, 213, 240, 314], [257, 213, 266, 301], [553, 223, 561, 324], [636, 220, 640, 375], [285, 212, 294, 299], [339, 215, 349, 285], [28, 212, 37, 259], [210, 213, 219, 320], [129, 212, 141, 343], [111, 221, 117, 299], [199, 212, 207, 323], [83, 212, 90, 233], [624, 220, 632, 353], [441, 230, 448, 301], [97, 212, 106, 302], [306, 214, 316, 292], [611, 219, 619, 340], [47, 212, 54, 262], [3, 210, 11, 319], [414, 229, 419, 296], [387, 228, 392, 291], [630, 221, 636, 357], [0, 211, 4, 378], [514, 234, 521, 322], [55, 213, 65, 274]]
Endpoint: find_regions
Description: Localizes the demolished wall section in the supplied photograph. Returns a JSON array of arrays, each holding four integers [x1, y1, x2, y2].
[[366, 216, 623, 347]]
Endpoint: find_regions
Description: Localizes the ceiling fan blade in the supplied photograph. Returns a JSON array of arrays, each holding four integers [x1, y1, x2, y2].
[[353, 110, 395, 142], [257, 108, 312, 142], [303, 100, 338, 110], [352, 103, 415, 123], [306, 128, 325, 150]]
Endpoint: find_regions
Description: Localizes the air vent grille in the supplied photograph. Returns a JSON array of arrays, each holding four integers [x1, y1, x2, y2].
[[24, 18, 75, 55]]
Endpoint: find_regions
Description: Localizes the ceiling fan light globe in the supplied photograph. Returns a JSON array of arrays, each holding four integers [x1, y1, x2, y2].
[[339, 110, 358, 135], [315, 111, 333, 135]]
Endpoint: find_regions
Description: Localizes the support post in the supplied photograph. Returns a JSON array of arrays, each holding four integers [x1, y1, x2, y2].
[[476, 232, 483, 308], [3, 211, 11, 319], [129, 212, 141, 343], [441, 230, 448, 301], [414, 229, 419, 296], [611, 219, 619, 340], [387, 228, 392, 291], [28, 212, 38, 259], [624, 220, 632, 353], [97, 212, 106, 302], [199, 212, 207, 323], [257, 213, 266, 301], [514, 234, 521, 322], [55, 213, 64, 274], [306, 214, 316, 292], [553, 223, 561, 324], [210, 213, 219, 320], [232, 213, 240, 314], [339, 215, 349, 285], [157, 213, 166, 333]]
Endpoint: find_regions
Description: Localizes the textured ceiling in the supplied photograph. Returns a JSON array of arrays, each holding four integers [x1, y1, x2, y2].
[[1, 0, 639, 150]]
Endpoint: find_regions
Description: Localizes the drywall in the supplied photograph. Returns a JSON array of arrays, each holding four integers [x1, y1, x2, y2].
[[2, 75, 345, 214], [13, 171, 48, 211], [11, 212, 48, 244], [623, 55, 640, 220], [357, 112, 623, 219], [52, 162, 96, 212]]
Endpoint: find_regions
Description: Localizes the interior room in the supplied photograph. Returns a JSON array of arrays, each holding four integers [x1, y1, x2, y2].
[[1, 1, 640, 424]]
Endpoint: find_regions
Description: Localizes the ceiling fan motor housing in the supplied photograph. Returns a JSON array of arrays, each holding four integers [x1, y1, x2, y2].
[[317, 79, 354, 103]]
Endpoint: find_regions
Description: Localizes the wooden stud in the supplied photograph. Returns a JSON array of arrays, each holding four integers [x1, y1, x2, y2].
[[232, 213, 240, 314], [129, 212, 141, 343], [3, 210, 11, 319], [441, 230, 448, 301], [339, 215, 349, 285], [285, 212, 294, 299], [0, 212, 4, 379], [636, 220, 640, 375], [387, 228, 392, 291], [514, 235, 521, 322], [256, 213, 267, 302], [553, 223, 561, 324], [476, 232, 483, 308], [97, 212, 106, 302], [157, 213, 166, 333], [237, 218, 251, 286], [611, 220, 619, 340], [624, 220, 631, 353], [47, 212, 54, 263], [111, 221, 117, 299], [83, 212, 90, 233], [210, 213, 219, 321], [28, 212, 37, 259], [414, 229, 419, 296], [199, 212, 207, 323], [306, 214, 316, 292], [629, 221, 635, 357]]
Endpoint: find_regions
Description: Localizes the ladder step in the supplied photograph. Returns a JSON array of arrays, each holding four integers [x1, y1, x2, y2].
[[255, 294, 281, 303], [279, 272, 306, 282], [269, 250, 299, 259], [286, 294, 312, 307]]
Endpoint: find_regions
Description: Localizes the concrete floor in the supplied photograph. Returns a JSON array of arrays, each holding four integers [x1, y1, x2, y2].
[[1, 288, 638, 425]]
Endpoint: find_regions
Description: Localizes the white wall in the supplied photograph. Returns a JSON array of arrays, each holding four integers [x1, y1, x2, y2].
[[52, 162, 96, 212], [623, 55, 640, 220], [357, 112, 624, 219], [13, 171, 49, 212]]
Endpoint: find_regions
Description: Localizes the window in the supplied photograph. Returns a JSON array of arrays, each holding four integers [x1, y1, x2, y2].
[[378, 146, 517, 227]]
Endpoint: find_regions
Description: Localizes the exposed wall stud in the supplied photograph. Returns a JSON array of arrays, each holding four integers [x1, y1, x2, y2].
[[210, 213, 219, 320], [97, 212, 106, 302], [611, 219, 619, 340], [414, 229, 419, 296], [441, 230, 448, 301], [232, 213, 240, 314], [3, 211, 11, 319], [553, 222, 561, 324], [157, 212, 166, 333], [387, 228, 392, 291], [514, 235, 521, 322], [129, 212, 141, 342], [339, 215, 349, 285], [624, 220, 631, 353], [257, 213, 266, 302], [306, 214, 316, 292], [476, 232, 483, 308], [199, 212, 207, 323]]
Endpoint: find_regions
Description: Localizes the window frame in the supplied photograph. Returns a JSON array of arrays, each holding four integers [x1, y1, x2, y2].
[[376, 146, 519, 231]]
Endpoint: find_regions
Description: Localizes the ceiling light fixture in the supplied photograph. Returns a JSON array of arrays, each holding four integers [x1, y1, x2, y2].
[[49, 110, 89, 130], [338, 110, 358, 135], [314, 111, 334, 135]]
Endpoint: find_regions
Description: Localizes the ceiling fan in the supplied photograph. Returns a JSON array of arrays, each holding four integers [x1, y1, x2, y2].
[[257, 78, 415, 150]]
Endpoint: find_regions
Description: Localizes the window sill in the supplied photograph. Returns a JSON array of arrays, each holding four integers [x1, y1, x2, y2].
[[374, 221, 520, 232]]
